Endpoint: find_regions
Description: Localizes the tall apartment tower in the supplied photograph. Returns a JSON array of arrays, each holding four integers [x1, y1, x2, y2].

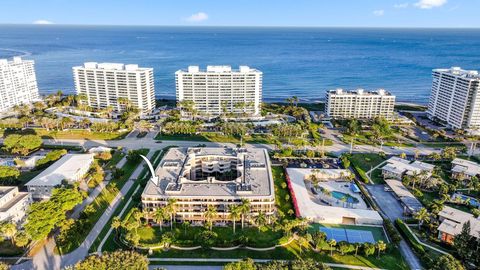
[[427, 67, 480, 130], [175, 66, 262, 117], [73, 62, 156, 114], [0, 57, 39, 112], [325, 88, 395, 120]]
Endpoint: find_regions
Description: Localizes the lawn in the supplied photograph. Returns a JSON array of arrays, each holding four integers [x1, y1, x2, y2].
[[2, 128, 128, 140], [55, 149, 149, 254], [272, 166, 296, 219], [156, 132, 278, 145], [349, 153, 386, 172]]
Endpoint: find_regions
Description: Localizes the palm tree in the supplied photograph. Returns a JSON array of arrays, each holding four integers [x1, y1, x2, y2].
[[414, 207, 430, 230], [376, 240, 387, 258], [181, 221, 190, 236], [254, 212, 267, 231], [292, 96, 299, 107], [0, 222, 17, 245], [228, 204, 241, 234], [328, 239, 336, 256], [354, 242, 361, 257], [111, 216, 122, 236], [239, 199, 251, 229], [154, 207, 167, 232], [166, 198, 177, 230], [204, 205, 218, 231]]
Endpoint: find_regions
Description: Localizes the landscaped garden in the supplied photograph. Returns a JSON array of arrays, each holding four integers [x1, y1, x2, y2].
[[347, 153, 386, 184]]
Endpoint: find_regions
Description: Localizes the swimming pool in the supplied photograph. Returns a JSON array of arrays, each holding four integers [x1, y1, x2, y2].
[[331, 191, 359, 204]]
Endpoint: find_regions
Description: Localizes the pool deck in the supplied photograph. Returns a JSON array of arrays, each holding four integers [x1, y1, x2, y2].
[[286, 168, 383, 225], [317, 181, 368, 209]]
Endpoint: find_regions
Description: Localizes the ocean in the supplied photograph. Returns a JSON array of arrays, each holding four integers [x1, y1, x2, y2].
[[1, 25, 480, 103]]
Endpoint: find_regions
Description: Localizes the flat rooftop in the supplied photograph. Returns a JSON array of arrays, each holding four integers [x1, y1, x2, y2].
[[452, 158, 480, 177], [26, 154, 94, 187], [438, 206, 480, 238], [382, 157, 434, 176], [74, 62, 152, 71], [286, 168, 383, 225], [434, 67, 480, 80], [176, 65, 261, 74], [142, 147, 274, 199], [328, 88, 393, 96]]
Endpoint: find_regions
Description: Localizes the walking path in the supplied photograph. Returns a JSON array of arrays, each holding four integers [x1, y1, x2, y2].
[[148, 258, 386, 270], [405, 224, 449, 255], [12, 152, 153, 270]]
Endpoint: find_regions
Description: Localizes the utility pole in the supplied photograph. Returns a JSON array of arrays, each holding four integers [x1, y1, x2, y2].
[[350, 137, 354, 154]]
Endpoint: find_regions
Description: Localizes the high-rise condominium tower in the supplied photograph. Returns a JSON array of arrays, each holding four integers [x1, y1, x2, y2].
[[0, 57, 39, 112], [325, 88, 395, 120], [175, 66, 262, 117], [73, 62, 156, 114], [427, 67, 480, 130]]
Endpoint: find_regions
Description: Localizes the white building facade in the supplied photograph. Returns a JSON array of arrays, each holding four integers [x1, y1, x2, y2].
[[0, 57, 39, 112], [0, 186, 30, 224], [175, 66, 262, 117], [325, 89, 395, 120], [427, 67, 480, 130], [73, 62, 156, 114]]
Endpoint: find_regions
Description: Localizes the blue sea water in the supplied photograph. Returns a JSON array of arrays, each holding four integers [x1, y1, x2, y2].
[[1, 25, 480, 103]]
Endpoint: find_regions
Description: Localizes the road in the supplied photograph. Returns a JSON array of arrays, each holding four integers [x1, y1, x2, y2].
[[367, 185, 423, 270]]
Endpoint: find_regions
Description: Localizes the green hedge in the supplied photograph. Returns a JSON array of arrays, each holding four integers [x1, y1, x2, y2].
[[395, 219, 425, 254]]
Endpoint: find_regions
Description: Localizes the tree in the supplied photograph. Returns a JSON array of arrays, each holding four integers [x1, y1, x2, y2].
[[204, 205, 217, 231], [154, 207, 167, 232], [347, 119, 361, 136], [363, 242, 375, 256], [3, 134, 42, 155], [454, 221, 472, 261], [430, 254, 465, 270], [0, 222, 17, 244], [441, 147, 458, 160], [75, 250, 148, 270], [224, 258, 256, 270], [328, 239, 336, 256], [338, 241, 354, 255], [376, 240, 387, 258], [13, 231, 30, 248], [111, 216, 122, 236], [239, 199, 251, 229], [254, 212, 267, 231], [311, 231, 326, 251], [0, 262, 8, 270], [165, 198, 177, 230], [229, 204, 241, 234], [413, 207, 430, 230], [24, 188, 83, 241], [0, 166, 20, 185]]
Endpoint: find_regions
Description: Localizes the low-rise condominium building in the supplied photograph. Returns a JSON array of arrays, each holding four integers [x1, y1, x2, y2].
[[141, 147, 275, 223], [437, 206, 480, 244], [451, 158, 480, 181], [0, 186, 30, 224], [175, 65, 262, 117], [0, 57, 39, 112], [427, 67, 480, 130], [26, 154, 94, 200], [381, 157, 435, 180], [325, 88, 395, 120], [73, 62, 156, 114]]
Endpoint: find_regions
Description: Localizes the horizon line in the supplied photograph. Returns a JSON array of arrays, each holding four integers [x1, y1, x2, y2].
[[1, 23, 480, 29]]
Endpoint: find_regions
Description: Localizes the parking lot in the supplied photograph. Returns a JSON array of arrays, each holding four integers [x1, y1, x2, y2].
[[366, 184, 405, 220]]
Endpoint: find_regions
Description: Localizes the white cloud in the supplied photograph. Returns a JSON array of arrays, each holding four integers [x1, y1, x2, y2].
[[373, 10, 385, 16], [394, 3, 409, 8], [414, 0, 447, 9], [185, 12, 209, 22], [33, 19, 54, 25]]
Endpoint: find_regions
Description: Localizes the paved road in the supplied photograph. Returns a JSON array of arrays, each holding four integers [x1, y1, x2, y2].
[[150, 266, 222, 270], [367, 184, 422, 270]]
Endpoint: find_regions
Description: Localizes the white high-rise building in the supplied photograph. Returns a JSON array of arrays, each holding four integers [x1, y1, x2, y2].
[[427, 67, 480, 130], [0, 57, 39, 112], [73, 62, 156, 114], [175, 65, 262, 117], [325, 88, 395, 120]]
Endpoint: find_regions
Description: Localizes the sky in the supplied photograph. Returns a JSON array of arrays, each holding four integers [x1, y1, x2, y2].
[[0, 0, 478, 28]]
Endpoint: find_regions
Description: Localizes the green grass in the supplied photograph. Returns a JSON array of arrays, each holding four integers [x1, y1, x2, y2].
[[272, 166, 296, 219], [156, 132, 278, 145], [2, 128, 129, 140], [55, 149, 149, 254], [349, 153, 386, 172], [0, 240, 24, 256]]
